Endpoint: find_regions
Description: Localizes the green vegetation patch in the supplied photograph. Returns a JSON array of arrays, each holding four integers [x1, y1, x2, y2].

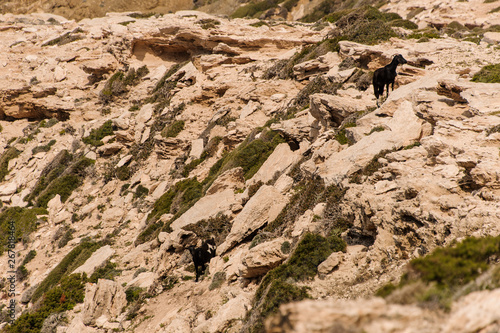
[[99, 66, 149, 103], [161, 120, 185, 138], [247, 232, 346, 332], [378, 235, 500, 310], [202, 129, 285, 191], [32, 139, 56, 155], [89, 260, 121, 283], [31, 241, 101, 302], [182, 136, 222, 177], [0, 207, 48, 255], [16, 250, 37, 282], [472, 63, 500, 83], [0, 147, 21, 182], [42, 28, 84, 47], [136, 178, 203, 245], [196, 18, 221, 29], [7, 273, 86, 333], [182, 213, 232, 246], [82, 120, 114, 147], [265, 176, 346, 235], [27, 152, 95, 208]]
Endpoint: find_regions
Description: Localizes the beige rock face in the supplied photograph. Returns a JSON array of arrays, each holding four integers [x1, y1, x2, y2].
[[240, 238, 287, 278], [73, 245, 115, 276], [82, 279, 126, 326], [170, 188, 238, 230], [219, 185, 288, 254]]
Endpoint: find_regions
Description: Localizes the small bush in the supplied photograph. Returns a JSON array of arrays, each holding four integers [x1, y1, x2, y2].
[[209, 272, 226, 290], [202, 129, 285, 191], [0, 207, 48, 255], [231, 0, 278, 18], [82, 120, 114, 147], [161, 120, 185, 138], [32, 139, 56, 154], [378, 235, 500, 310], [136, 178, 203, 244], [248, 232, 346, 331], [0, 147, 21, 182], [125, 286, 143, 304], [197, 18, 221, 29], [134, 185, 149, 199], [31, 241, 101, 302], [16, 250, 37, 282], [7, 273, 86, 333], [182, 214, 232, 246], [89, 261, 121, 283], [471, 63, 500, 83]]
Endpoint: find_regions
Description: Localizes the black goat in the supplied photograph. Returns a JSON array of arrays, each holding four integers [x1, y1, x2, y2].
[[187, 238, 216, 282], [373, 54, 407, 107]]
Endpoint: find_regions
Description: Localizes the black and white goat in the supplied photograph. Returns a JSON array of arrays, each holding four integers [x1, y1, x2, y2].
[[372, 54, 407, 107], [187, 238, 216, 282]]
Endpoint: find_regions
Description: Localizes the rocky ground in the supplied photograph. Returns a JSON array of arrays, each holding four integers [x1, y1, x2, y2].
[[0, 1, 500, 333]]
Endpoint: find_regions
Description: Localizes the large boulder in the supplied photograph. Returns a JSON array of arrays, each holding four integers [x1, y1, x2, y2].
[[218, 185, 288, 254], [309, 93, 363, 128], [170, 189, 238, 230], [240, 238, 287, 278], [82, 279, 126, 326], [73, 245, 115, 276]]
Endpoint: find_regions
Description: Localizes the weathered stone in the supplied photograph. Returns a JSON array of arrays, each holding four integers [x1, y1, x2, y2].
[[97, 142, 122, 156], [240, 239, 286, 278], [309, 93, 362, 128], [219, 185, 288, 254], [318, 252, 343, 275], [206, 167, 245, 195], [82, 279, 126, 326], [170, 189, 237, 230], [73, 245, 115, 276]]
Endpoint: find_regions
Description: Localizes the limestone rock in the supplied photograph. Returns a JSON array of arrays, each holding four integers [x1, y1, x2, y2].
[[170, 189, 237, 230], [247, 143, 302, 187], [128, 271, 155, 289], [97, 142, 122, 156], [240, 239, 286, 278], [443, 289, 500, 333], [73, 245, 115, 276], [219, 185, 288, 254], [318, 251, 343, 275], [82, 279, 126, 326], [0, 182, 17, 196], [309, 93, 362, 128], [206, 167, 245, 195]]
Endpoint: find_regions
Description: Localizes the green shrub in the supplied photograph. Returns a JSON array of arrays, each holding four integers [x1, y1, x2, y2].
[[0, 207, 48, 255], [378, 236, 500, 309], [115, 165, 131, 181], [134, 185, 149, 199], [125, 286, 143, 304], [16, 250, 37, 282], [197, 18, 221, 29], [390, 19, 418, 30], [136, 178, 203, 244], [32, 139, 56, 154], [209, 272, 226, 290], [7, 273, 86, 333], [31, 241, 101, 302], [248, 232, 346, 331], [82, 120, 114, 147], [161, 120, 185, 138], [89, 261, 121, 283], [265, 177, 345, 234], [471, 63, 500, 83], [0, 147, 21, 182], [182, 214, 232, 246], [202, 129, 285, 191]]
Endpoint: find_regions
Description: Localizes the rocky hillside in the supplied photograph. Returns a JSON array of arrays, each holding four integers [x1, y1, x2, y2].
[[0, 2, 500, 333]]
